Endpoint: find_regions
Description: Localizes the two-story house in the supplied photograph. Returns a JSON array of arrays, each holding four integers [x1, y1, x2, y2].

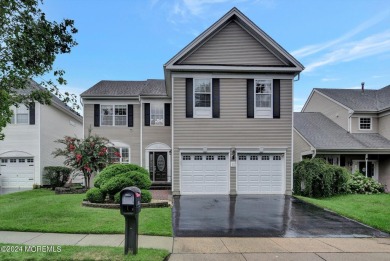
[[81, 8, 304, 195], [294, 84, 390, 190], [0, 80, 83, 188]]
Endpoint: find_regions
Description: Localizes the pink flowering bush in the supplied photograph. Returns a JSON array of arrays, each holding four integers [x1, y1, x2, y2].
[[53, 129, 118, 188]]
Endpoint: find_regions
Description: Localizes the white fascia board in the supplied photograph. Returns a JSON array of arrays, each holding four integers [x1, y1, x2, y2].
[[171, 72, 295, 80], [316, 149, 390, 154], [140, 98, 171, 103], [83, 99, 140, 105], [293, 128, 315, 149], [166, 64, 301, 73]]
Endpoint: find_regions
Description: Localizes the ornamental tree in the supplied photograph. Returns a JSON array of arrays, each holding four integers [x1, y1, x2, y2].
[[52, 130, 120, 188]]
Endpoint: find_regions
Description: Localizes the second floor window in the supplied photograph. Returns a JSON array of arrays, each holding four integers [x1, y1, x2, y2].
[[255, 79, 272, 118], [151, 103, 164, 126], [101, 105, 127, 126], [10, 105, 29, 124], [194, 78, 212, 118], [359, 118, 371, 130]]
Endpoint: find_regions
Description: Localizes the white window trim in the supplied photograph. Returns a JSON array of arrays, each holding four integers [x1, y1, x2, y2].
[[359, 117, 372, 130], [100, 104, 128, 127], [11, 105, 30, 125], [254, 79, 273, 118], [193, 78, 212, 118], [109, 147, 131, 164], [150, 103, 165, 126]]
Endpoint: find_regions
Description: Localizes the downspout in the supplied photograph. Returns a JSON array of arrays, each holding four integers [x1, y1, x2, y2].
[[294, 73, 300, 82], [311, 147, 316, 159]]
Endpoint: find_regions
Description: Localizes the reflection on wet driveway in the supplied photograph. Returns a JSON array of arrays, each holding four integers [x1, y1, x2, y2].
[[172, 195, 389, 237]]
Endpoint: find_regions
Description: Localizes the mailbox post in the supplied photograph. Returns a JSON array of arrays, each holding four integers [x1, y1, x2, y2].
[[119, 187, 141, 255]]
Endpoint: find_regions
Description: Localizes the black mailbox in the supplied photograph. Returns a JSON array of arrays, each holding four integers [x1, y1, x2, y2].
[[120, 187, 141, 216]]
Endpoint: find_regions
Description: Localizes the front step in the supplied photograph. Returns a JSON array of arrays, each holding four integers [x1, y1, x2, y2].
[[150, 183, 172, 190]]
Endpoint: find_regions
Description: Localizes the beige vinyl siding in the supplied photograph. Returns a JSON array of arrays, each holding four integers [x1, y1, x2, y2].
[[142, 125, 172, 166], [173, 77, 293, 195], [304, 91, 349, 131], [84, 104, 141, 165], [293, 130, 312, 162], [179, 21, 285, 66], [40, 104, 82, 184], [350, 116, 378, 133], [379, 114, 390, 140]]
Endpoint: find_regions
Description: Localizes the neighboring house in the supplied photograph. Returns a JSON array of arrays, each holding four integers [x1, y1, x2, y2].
[[81, 8, 304, 195], [0, 80, 83, 188], [294, 84, 390, 190]]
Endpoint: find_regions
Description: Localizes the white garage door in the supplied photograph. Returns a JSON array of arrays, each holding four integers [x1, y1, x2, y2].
[[181, 153, 229, 194], [0, 158, 34, 188], [237, 154, 284, 194]]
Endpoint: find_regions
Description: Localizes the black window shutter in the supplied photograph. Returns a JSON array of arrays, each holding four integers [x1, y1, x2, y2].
[[128, 104, 133, 127], [94, 104, 100, 127], [212, 79, 220, 118], [144, 103, 150, 126], [273, 79, 280, 119], [164, 103, 171, 126], [29, 103, 35, 125], [247, 79, 254, 118], [186, 78, 193, 118]]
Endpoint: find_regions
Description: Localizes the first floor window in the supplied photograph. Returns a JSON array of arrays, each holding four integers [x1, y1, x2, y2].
[[255, 79, 272, 118], [150, 103, 164, 126], [108, 147, 130, 163], [101, 105, 127, 126], [10, 104, 29, 124], [194, 78, 212, 118], [359, 118, 371, 130]]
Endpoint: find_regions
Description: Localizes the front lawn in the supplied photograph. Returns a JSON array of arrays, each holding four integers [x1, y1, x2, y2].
[[0, 189, 172, 236], [296, 193, 390, 233], [0, 244, 169, 261]]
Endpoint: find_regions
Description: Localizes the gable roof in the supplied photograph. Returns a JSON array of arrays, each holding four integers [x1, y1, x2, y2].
[[164, 7, 304, 73], [315, 85, 390, 112], [80, 79, 166, 98], [294, 112, 390, 150], [24, 80, 82, 122]]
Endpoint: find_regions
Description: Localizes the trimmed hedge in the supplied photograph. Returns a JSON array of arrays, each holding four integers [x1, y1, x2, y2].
[[86, 187, 105, 203], [100, 171, 152, 195], [293, 158, 350, 198], [43, 166, 72, 190], [94, 164, 149, 188]]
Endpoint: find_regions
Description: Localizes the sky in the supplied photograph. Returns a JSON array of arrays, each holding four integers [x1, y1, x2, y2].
[[41, 0, 390, 112]]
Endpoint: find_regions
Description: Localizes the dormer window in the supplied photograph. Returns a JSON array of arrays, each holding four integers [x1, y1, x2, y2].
[[359, 118, 371, 130]]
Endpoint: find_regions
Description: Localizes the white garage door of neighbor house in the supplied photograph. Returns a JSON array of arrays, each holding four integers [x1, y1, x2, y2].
[[181, 153, 229, 194], [237, 154, 284, 194], [0, 158, 34, 188]]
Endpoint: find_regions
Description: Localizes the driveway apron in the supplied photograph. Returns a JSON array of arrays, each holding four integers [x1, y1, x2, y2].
[[172, 195, 389, 237]]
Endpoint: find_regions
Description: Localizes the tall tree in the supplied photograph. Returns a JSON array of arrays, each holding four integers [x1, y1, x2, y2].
[[0, 0, 78, 140]]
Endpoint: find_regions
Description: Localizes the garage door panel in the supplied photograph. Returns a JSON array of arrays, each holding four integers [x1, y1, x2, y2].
[[0, 158, 34, 188], [237, 153, 284, 194], [181, 153, 229, 194]]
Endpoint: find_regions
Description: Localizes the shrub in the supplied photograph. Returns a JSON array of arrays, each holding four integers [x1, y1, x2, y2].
[[114, 191, 120, 204], [293, 158, 350, 198], [86, 187, 105, 203], [43, 166, 72, 190], [348, 171, 385, 194], [141, 189, 152, 203], [94, 164, 149, 188], [100, 171, 152, 196]]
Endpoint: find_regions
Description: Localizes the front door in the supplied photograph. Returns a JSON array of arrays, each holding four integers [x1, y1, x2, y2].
[[359, 161, 375, 178], [149, 152, 167, 182]]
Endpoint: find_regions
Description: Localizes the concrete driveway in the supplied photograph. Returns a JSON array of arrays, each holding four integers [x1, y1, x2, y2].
[[172, 195, 389, 237]]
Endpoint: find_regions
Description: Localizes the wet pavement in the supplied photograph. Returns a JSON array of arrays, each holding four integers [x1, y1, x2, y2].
[[0, 187, 32, 195], [172, 195, 389, 238]]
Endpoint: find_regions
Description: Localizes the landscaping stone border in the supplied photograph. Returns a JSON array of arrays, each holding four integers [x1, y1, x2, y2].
[[82, 200, 169, 209]]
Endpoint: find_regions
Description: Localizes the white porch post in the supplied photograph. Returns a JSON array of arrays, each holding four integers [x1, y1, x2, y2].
[[365, 154, 368, 178]]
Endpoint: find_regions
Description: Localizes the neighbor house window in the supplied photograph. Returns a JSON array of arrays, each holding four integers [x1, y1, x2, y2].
[[359, 118, 371, 130], [255, 79, 272, 118], [194, 78, 212, 118], [150, 103, 164, 126], [108, 147, 130, 163], [101, 105, 127, 126], [10, 105, 29, 124]]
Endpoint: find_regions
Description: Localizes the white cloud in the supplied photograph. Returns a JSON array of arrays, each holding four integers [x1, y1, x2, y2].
[[291, 10, 390, 59], [304, 30, 390, 72]]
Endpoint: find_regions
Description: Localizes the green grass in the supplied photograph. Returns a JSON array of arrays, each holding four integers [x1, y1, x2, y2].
[[296, 193, 390, 233], [0, 189, 172, 236], [0, 244, 169, 261]]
